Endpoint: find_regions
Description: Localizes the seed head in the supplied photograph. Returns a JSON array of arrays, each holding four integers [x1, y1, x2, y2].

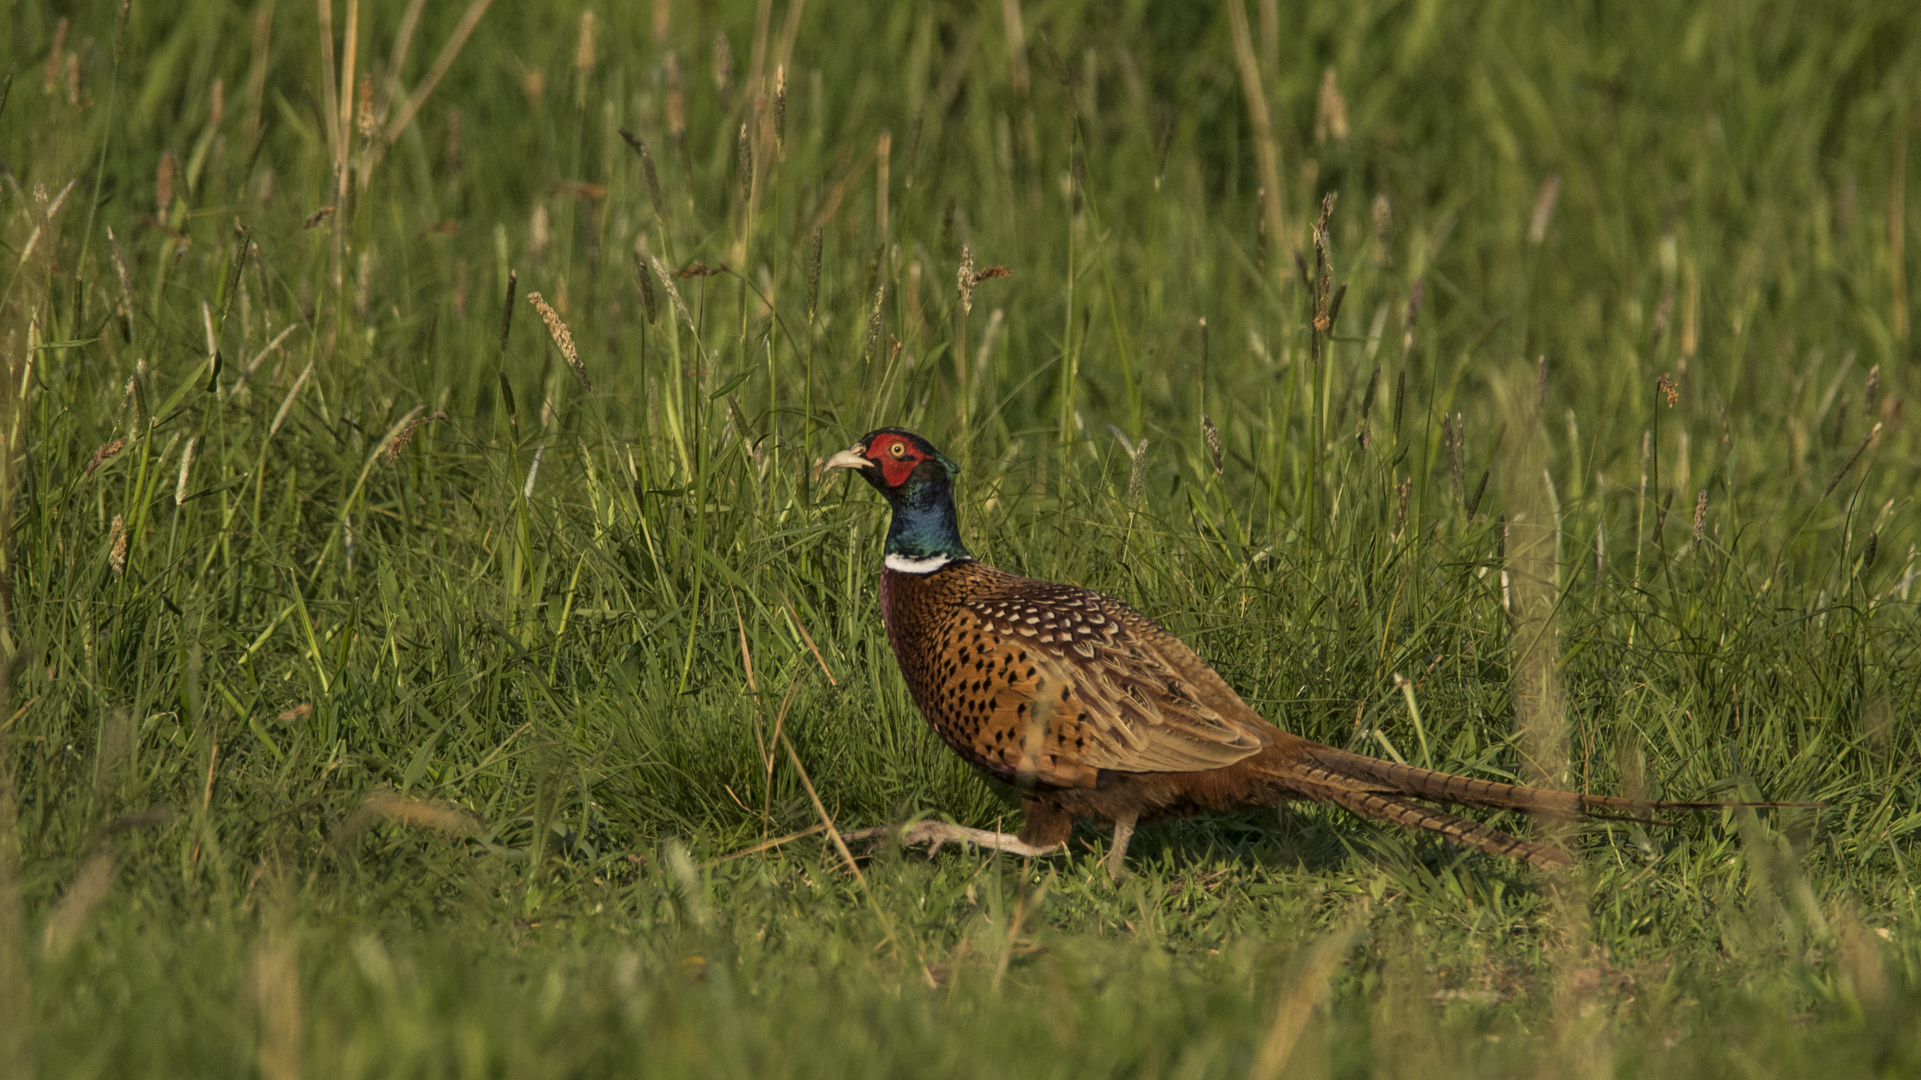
[[107, 227, 134, 310], [1254, 186, 1268, 268], [1403, 277, 1425, 354], [108, 514, 128, 575], [356, 73, 375, 139], [530, 204, 550, 262], [1127, 439, 1150, 506], [634, 251, 659, 325], [665, 53, 685, 138], [1528, 172, 1561, 245], [528, 292, 591, 392], [712, 31, 734, 105], [618, 128, 666, 227], [1650, 284, 1675, 351], [45, 18, 68, 94], [575, 11, 596, 78], [958, 245, 975, 316], [116, 0, 132, 64], [388, 411, 451, 465], [649, 256, 695, 329], [1314, 67, 1349, 144], [156, 150, 175, 215], [864, 280, 887, 361], [807, 227, 823, 318], [774, 65, 787, 155], [87, 437, 129, 476], [445, 110, 463, 186], [1371, 192, 1392, 264], [498, 269, 517, 352], [736, 122, 753, 205]]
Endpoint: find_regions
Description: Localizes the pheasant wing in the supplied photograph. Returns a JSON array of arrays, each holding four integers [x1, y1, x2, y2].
[[966, 579, 1266, 780]]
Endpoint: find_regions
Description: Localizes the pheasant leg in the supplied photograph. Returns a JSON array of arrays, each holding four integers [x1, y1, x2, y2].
[[1106, 813, 1138, 880]]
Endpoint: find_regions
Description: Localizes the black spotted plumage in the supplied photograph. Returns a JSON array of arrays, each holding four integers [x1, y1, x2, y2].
[[827, 428, 1817, 876]]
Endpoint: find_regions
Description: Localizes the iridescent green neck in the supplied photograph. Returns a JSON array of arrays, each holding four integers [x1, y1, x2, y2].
[[884, 473, 972, 564]]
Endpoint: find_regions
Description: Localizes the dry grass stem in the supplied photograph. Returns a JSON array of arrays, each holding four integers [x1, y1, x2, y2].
[[1891, 112, 1909, 345], [1227, 0, 1286, 263], [41, 853, 115, 960], [1500, 376, 1571, 858], [999, 0, 1030, 96], [1249, 914, 1366, 1080], [381, 0, 494, 150], [269, 361, 315, 436], [779, 733, 871, 901], [381, 0, 429, 127], [252, 898, 301, 1080], [1823, 422, 1883, 499]]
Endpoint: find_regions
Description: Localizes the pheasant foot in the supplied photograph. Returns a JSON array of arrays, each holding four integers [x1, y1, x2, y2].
[[843, 821, 1066, 859]]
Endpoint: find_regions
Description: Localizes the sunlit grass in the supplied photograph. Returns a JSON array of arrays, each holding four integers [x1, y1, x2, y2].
[[1, 1, 1918, 1076]]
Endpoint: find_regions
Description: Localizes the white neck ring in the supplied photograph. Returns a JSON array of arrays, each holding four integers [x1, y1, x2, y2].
[[884, 552, 955, 574]]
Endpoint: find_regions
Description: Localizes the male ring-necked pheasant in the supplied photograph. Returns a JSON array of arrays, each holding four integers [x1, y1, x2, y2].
[[828, 427, 1806, 876]]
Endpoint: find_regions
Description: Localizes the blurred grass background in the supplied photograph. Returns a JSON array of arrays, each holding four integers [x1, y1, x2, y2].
[[1, 0, 1919, 1075]]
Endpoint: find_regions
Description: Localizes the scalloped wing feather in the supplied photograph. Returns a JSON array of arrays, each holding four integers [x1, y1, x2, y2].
[[965, 580, 1266, 780]]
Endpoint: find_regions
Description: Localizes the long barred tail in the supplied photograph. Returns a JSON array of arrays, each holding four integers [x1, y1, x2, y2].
[[1283, 763, 1574, 869], [1260, 734, 1820, 867], [1292, 738, 1818, 817]]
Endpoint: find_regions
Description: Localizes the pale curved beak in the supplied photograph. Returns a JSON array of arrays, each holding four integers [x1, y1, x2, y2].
[[823, 446, 871, 472]]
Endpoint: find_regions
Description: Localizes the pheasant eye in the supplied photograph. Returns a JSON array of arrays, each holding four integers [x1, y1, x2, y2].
[[888, 442, 907, 458]]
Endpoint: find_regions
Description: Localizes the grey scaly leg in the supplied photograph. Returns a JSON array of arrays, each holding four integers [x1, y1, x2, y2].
[[1106, 813, 1138, 880]]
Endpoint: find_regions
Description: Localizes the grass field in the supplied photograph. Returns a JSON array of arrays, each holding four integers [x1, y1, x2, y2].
[[2, 0, 1919, 1075]]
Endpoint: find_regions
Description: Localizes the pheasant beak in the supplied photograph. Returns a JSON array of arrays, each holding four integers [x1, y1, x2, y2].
[[823, 445, 873, 473]]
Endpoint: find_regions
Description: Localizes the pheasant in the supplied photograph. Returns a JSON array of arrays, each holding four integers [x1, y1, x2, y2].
[[827, 427, 1809, 877]]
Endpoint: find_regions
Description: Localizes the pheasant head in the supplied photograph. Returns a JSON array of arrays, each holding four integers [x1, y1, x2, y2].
[[825, 428, 972, 572]]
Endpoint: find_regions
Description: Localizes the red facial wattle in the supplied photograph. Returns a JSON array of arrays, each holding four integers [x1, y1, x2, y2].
[[869, 436, 922, 487]]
